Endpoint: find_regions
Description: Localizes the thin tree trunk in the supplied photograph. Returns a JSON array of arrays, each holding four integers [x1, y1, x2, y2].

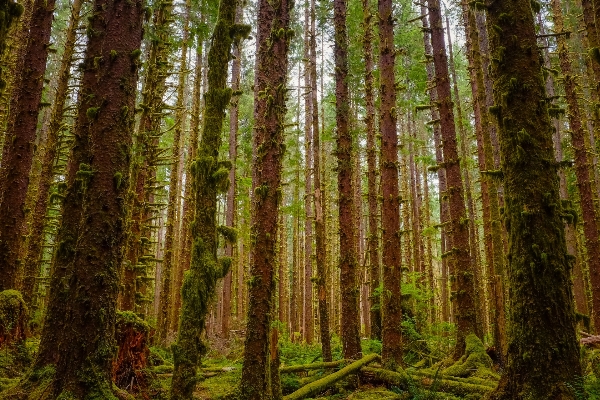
[[0, 0, 55, 291], [334, 0, 362, 361], [378, 0, 402, 369], [427, 0, 479, 357]]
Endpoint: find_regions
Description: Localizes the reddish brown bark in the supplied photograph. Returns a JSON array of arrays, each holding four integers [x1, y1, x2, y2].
[[20, 0, 83, 305], [28, 0, 144, 393], [334, 0, 362, 361], [362, 0, 380, 341], [427, 0, 478, 357], [378, 0, 401, 368], [551, 0, 600, 333], [0, 0, 55, 291], [239, 0, 291, 394]]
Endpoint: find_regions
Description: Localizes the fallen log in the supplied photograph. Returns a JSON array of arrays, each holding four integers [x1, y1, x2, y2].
[[581, 335, 600, 348], [282, 353, 380, 400], [410, 369, 497, 388], [360, 367, 493, 397], [280, 360, 347, 374]]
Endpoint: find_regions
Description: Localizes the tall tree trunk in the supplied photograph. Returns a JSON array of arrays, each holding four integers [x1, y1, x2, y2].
[[0, 0, 23, 96], [171, 0, 247, 396], [173, 16, 205, 331], [157, 6, 191, 344], [20, 0, 84, 305], [427, 0, 479, 357], [303, 1, 314, 343], [486, 0, 582, 396], [421, 5, 449, 323], [334, 0, 361, 361], [310, 0, 331, 362], [550, 0, 600, 333], [446, 15, 486, 338], [363, 0, 380, 341], [221, 2, 243, 339], [239, 0, 290, 394], [7, 0, 144, 394], [0, 0, 55, 291], [378, 0, 401, 369]]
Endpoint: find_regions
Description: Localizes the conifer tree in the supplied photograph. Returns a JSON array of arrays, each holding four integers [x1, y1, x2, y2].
[[486, 0, 582, 396], [3, 0, 144, 394]]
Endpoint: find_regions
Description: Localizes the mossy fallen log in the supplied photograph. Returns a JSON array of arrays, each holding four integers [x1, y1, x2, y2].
[[283, 353, 380, 400], [360, 367, 493, 397], [410, 370, 497, 388], [280, 359, 347, 374]]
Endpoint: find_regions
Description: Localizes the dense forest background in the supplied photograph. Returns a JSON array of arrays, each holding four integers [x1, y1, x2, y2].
[[0, 0, 600, 397]]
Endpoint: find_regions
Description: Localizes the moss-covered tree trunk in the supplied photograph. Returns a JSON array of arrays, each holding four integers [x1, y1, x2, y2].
[[427, 0, 479, 356], [170, 0, 247, 397], [221, 2, 243, 339], [0, 0, 23, 95], [238, 0, 291, 395], [156, 5, 190, 344], [485, 0, 582, 396], [362, 0, 380, 341], [5, 0, 144, 395], [378, 0, 402, 369], [0, 0, 55, 292], [334, 0, 362, 362], [420, 5, 450, 323], [240, 0, 293, 394], [310, 0, 331, 363], [173, 20, 204, 331], [20, 0, 84, 306]]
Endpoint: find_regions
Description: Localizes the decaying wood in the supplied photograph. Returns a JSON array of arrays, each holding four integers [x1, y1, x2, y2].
[[279, 359, 347, 374]]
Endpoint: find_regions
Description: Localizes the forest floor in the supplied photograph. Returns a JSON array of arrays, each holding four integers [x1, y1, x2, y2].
[[3, 324, 600, 399]]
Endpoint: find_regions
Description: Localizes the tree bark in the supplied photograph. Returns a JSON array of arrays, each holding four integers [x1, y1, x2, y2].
[[9, 0, 144, 395], [378, 0, 402, 369], [0, 0, 55, 291], [427, 0, 479, 357], [334, 0, 362, 361], [485, 0, 582, 396], [239, 0, 291, 395]]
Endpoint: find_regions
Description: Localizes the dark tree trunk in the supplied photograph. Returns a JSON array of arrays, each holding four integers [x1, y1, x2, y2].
[[310, 0, 331, 363], [427, 0, 479, 357], [0, 0, 55, 292], [239, 0, 290, 394], [378, 0, 402, 369], [334, 0, 362, 361], [170, 0, 246, 396], [7, 0, 144, 395], [0, 0, 23, 95], [21, 0, 84, 305], [485, 0, 582, 396]]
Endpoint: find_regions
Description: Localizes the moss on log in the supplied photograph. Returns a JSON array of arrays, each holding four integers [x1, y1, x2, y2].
[[360, 366, 493, 397], [279, 360, 347, 374], [282, 353, 380, 400]]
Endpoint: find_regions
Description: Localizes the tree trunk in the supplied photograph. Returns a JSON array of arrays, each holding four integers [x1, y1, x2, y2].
[[378, 0, 401, 369], [239, 0, 290, 396], [334, 0, 362, 361], [0, 0, 55, 291], [20, 0, 83, 305], [8, 0, 144, 395], [485, 0, 582, 396], [310, 0, 331, 362], [171, 0, 246, 396], [157, 6, 191, 344], [0, 0, 23, 96], [550, 0, 600, 333], [427, 0, 479, 357]]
